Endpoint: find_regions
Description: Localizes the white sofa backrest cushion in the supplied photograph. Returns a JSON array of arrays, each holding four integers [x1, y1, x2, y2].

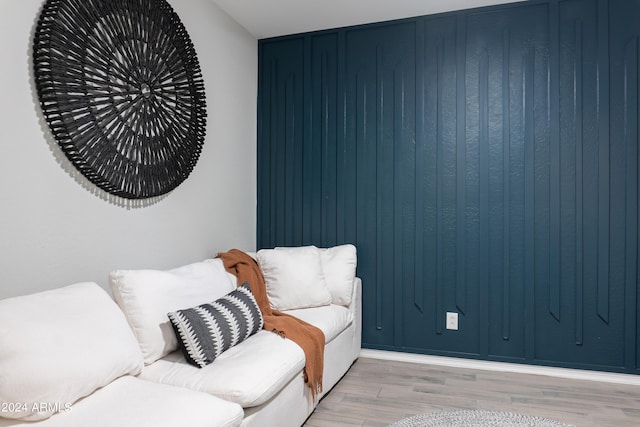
[[109, 259, 236, 365], [0, 282, 143, 422], [257, 246, 333, 310], [318, 244, 357, 306], [266, 244, 357, 307]]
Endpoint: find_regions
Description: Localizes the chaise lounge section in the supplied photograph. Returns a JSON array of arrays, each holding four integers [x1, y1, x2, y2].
[[0, 282, 243, 427]]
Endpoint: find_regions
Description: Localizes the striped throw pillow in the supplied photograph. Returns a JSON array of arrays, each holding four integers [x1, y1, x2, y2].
[[167, 282, 264, 368]]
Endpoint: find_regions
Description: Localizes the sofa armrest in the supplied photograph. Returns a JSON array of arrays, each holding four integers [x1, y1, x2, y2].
[[348, 277, 362, 359], [347, 277, 361, 313]]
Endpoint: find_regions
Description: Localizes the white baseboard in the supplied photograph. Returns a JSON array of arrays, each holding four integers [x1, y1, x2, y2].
[[359, 349, 640, 386]]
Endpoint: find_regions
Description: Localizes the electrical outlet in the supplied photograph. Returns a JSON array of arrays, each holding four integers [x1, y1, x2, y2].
[[446, 312, 459, 330]]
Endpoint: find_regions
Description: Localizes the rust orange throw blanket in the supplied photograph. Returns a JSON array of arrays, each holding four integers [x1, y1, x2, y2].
[[216, 249, 325, 397]]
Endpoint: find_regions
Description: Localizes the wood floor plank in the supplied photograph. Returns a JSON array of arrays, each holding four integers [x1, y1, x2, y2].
[[304, 357, 640, 427]]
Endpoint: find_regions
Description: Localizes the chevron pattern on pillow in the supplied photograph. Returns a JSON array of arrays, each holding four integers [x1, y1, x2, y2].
[[168, 282, 264, 368]]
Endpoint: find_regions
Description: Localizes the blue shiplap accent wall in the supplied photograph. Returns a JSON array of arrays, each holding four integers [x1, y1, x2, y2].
[[257, 0, 640, 374]]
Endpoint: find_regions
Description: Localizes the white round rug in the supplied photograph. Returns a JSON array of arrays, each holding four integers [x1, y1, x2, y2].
[[389, 410, 574, 427]]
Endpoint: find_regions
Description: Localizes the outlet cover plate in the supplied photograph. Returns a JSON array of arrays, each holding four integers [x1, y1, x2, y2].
[[446, 312, 459, 330]]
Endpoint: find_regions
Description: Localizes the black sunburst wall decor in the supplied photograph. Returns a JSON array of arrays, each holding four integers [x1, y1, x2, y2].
[[33, 0, 207, 199]]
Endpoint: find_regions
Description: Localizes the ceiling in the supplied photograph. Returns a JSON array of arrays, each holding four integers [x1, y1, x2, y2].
[[210, 0, 527, 39]]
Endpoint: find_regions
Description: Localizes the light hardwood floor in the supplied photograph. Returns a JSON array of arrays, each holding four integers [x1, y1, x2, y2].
[[304, 357, 640, 427]]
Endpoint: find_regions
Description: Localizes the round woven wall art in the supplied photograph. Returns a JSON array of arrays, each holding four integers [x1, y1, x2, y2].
[[33, 0, 207, 199]]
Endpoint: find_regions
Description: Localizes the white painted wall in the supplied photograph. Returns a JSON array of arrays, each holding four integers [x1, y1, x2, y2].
[[0, 0, 257, 299]]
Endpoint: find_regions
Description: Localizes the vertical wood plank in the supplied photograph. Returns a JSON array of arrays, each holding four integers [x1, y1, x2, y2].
[[524, 48, 536, 360], [456, 16, 467, 315], [637, 50, 640, 370], [423, 26, 439, 342], [268, 59, 284, 246], [414, 20, 425, 313], [435, 41, 444, 334], [391, 62, 400, 345], [269, 57, 279, 247], [502, 29, 511, 341], [375, 45, 384, 332], [285, 73, 296, 244], [549, 0, 562, 322], [302, 36, 312, 245], [479, 49, 490, 352], [319, 50, 329, 245], [355, 64, 382, 332], [337, 31, 347, 244], [436, 41, 445, 335], [574, 21, 584, 346], [637, 41, 640, 371], [597, 0, 610, 324], [393, 63, 404, 347]]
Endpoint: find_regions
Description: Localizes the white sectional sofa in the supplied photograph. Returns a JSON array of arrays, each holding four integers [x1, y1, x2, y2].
[[0, 246, 361, 427]]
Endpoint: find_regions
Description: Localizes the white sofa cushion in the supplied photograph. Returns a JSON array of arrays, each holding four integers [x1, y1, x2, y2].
[[109, 259, 236, 365], [0, 376, 244, 427], [139, 330, 306, 408], [168, 283, 264, 368], [283, 304, 354, 343], [319, 244, 357, 306], [257, 246, 332, 310], [0, 283, 143, 421]]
